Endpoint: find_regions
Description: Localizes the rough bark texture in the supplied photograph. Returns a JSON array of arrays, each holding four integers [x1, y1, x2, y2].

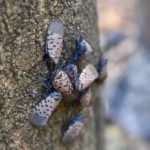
[[0, 0, 103, 150]]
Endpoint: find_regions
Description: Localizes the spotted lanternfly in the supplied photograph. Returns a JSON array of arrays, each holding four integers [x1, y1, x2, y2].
[[96, 56, 108, 81], [75, 64, 98, 91], [80, 87, 92, 107], [29, 92, 62, 127], [61, 114, 85, 143], [73, 36, 93, 62], [44, 19, 64, 64], [52, 69, 74, 96]]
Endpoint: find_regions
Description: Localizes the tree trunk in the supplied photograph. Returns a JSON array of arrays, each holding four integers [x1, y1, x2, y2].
[[0, 0, 103, 150]]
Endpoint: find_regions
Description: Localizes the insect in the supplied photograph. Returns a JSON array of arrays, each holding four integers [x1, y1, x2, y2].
[[61, 114, 85, 143], [50, 61, 79, 97], [65, 32, 94, 64], [29, 92, 62, 127], [79, 87, 92, 107], [44, 19, 64, 64], [67, 35, 93, 63], [75, 64, 98, 91], [34, 62, 78, 99], [96, 56, 108, 81], [52, 69, 74, 97]]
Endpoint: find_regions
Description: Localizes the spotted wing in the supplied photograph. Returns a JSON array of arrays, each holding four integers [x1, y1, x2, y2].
[[62, 121, 83, 143], [53, 70, 74, 96], [29, 92, 62, 126], [45, 19, 64, 64], [75, 64, 98, 91]]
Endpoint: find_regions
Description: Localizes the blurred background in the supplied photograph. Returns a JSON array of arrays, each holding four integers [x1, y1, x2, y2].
[[97, 0, 150, 149]]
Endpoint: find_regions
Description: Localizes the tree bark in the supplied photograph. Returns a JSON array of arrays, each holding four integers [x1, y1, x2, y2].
[[0, 0, 103, 150]]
